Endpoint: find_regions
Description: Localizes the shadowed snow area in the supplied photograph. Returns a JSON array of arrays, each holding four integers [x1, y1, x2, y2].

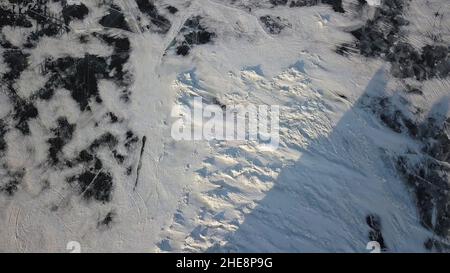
[[209, 68, 427, 252], [0, 0, 449, 252]]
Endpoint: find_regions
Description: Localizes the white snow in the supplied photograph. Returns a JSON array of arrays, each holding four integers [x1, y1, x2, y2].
[[0, 0, 447, 252], [366, 0, 381, 7]]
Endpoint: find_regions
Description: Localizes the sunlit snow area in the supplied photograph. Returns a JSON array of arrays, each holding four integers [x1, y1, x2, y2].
[[0, 0, 449, 252]]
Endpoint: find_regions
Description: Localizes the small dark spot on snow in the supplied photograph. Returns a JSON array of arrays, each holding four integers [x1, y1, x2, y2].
[[98, 211, 116, 228], [166, 6, 178, 14], [260, 15, 291, 35]]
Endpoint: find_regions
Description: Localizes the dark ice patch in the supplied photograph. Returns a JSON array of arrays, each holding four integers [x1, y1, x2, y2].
[[0, 170, 24, 196], [40, 33, 131, 110], [13, 99, 38, 135], [1, 48, 35, 133], [0, 120, 7, 152], [77, 149, 94, 163], [172, 16, 216, 56], [388, 43, 450, 81], [1, 179, 19, 196], [112, 150, 125, 164], [375, 97, 418, 136], [0, 1, 137, 209], [78, 34, 89, 44], [367, 94, 450, 240], [98, 211, 116, 228], [75, 133, 120, 163], [353, 1, 450, 240], [1, 48, 34, 134], [338, 0, 450, 81], [405, 84, 423, 95], [260, 15, 291, 34], [288, 0, 345, 13], [124, 130, 139, 150], [270, 0, 288, 6], [135, 0, 171, 34], [366, 214, 387, 251], [157, 239, 172, 251], [99, 4, 131, 32], [397, 154, 450, 237], [424, 237, 450, 252], [95, 34, 131, 83], [176, 45, 189, 56], [321, 0, 345, 13], [89, 132, 118, 151], [22, 2, 69, 48], [64, 128, 130, 203], [1, 0, 67, 50], [3, 49, 29, 82], [340, 0, 409, 58], [166, 6, 178, 14], [2, 47, 34, 136], [70, 169, 113, 203], [0, 4, 32, 30], [133, 135, 146, 190], [48, 117, 75, 165], [41, 54, 109, 111], [107, 112, 119, 123], [68, 134, 118, 203], [62, 3, 88, 25]]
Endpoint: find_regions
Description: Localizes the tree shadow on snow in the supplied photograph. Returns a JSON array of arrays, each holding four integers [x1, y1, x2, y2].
[[207, 67, 433, 252]]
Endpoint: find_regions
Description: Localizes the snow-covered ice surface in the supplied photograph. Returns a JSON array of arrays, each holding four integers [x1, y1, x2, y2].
[[0, 0, 449, 252]]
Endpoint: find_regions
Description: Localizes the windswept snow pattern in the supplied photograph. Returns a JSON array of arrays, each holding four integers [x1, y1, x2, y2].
[[0, 0, 449, 252]]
